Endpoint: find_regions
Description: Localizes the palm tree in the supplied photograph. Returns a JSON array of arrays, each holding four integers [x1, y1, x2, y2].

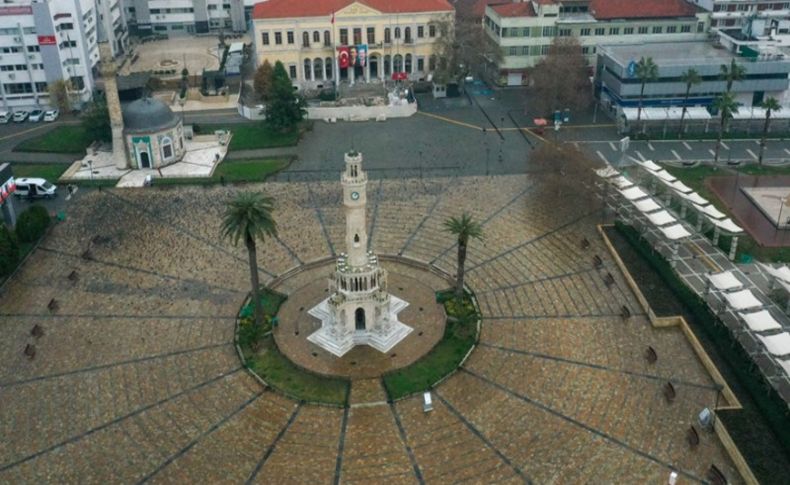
[[221, 192, 278, 327], [720, 59, 746, 93], [758, 97, 781, 166], [712, 92, 739, 165], [679, 68, 701, 136], [443, 213, 484, 298], [635, 57, 658, 125]]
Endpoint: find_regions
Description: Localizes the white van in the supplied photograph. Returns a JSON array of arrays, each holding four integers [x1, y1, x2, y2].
[[14, 177, 57, 198], [0, 111, 10, 123]]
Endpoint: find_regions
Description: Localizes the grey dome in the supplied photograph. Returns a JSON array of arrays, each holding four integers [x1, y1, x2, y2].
[[122, 97, 179, 133]]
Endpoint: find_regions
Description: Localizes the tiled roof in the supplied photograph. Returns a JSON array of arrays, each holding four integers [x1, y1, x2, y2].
[[253, 0, 453, 19], [468, 0, 510, 18], [590, 0, 699, 20], [490, 2, 535, 17]]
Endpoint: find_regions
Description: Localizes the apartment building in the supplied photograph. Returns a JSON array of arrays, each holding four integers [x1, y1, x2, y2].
[[484, 0, 710, 86], [690, 0, 790, 36], [124, 0, 248, 35], [0, 0, 109, 110], [96, 0, 128, 57], [252, 0, 454, 90]]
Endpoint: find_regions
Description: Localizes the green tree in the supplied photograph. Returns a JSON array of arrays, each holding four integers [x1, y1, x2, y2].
[[15, 205, 50, 243], [82, 97, 111, 142], [430, 17, 502, 84], [221, 192, 278, 327], [758, 96, 781, 166], [720, 59, 746, 93], [0, 225, 18, 279], [265, 61, 305, 132], [48, 79, 72, 114], [712, 92, 739, 165], [635, 57, 658, 125], [253, 60, 274, 102], [678, 68, 701, 136], [443, 213, 484, 298]]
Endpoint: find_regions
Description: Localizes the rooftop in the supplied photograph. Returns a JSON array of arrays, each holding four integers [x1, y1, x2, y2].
[[601, 41, 737, 66], [122, 97, 180, 134], [590, 0, 700, 20], [490, 2, 535, 17], [253, 0, 453, 19]]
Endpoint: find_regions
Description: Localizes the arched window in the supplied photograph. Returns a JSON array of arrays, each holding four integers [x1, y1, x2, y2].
[[394, 27, 401, 39], [161, 137, 173, 160], [313, 31, 320, 43], [405, 53, 412, 73], [324, 30, 330, 46], [384, 28, 391, 43], [313, 58, 323, 80], [303, 59, 312, 80], [302, 32, 309, 47], [325, 57, 333, 79], [429, 55, 437, 71], [404, 27, 411, 43], [384, 55, 391, 75], [393, 54, 403, 72]]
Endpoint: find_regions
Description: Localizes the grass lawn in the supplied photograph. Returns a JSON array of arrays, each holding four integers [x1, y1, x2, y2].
[[13, 125, 94, 154], [196, 123, 300, 151], [383, 289, 479, 400], [155, 157, 290, 186], [10, 163, 70, 181], [662, 164, 790, 262]]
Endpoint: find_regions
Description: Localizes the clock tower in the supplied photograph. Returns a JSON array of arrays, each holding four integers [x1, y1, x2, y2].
[[307, 151, 413, 357]]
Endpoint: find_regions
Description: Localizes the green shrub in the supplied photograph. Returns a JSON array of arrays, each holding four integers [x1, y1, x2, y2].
[[15, 205, 50, 243], [0, 225, 18, 278]]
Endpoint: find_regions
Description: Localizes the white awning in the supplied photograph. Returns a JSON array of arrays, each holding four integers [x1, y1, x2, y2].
[[635, 160, 662, 172], [694, 204, 726, 219], [612, 176, 634, 189], [620, 186, 648, 200], [633, 198, 661, 213], [722, 289, 763, 310], [738, 310, 782, 332], [707, 216, 744, 234], [646, 210, 676, 227], [670, 180, 694, 194], [707, 271, 743, 291], [660, 223, 691, 240], [596, 166, 619, 178], [758, 332, 790, 356], [653, 170, 676, 183], [676, 191, 709, 205], [780, 359, 790, 377], [758, 263, 790, 284]]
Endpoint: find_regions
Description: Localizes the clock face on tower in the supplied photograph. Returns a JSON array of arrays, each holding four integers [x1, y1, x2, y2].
[[351, 191, 360, 201]]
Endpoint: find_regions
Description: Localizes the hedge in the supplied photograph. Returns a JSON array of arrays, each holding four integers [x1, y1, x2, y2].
[[0, 225, 18, 278], [15, 205, 50, 243]]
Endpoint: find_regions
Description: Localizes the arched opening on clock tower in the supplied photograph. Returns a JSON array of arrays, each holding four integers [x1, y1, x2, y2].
[[355, 307, 366, 330]]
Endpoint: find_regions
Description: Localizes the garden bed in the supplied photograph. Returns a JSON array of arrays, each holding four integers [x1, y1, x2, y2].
[[194, 123, 300, 151], [606, 222, 790, 484], [382, 289, 479, 400], [13, 125, 94, 154], [155, 157, 290, 186]]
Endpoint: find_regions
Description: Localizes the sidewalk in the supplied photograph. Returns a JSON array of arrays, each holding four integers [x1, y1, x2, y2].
[[225, 146, 298, 160]]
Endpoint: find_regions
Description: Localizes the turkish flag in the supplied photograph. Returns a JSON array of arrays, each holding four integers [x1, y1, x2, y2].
[[338, 47, 349, 69]]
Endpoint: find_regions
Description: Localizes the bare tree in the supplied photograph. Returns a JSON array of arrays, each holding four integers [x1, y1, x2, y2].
[[48, 80, 73, 113], [529, 37, 592, 117], [529, 143, 603, 212], [431, 17, 502, 84]]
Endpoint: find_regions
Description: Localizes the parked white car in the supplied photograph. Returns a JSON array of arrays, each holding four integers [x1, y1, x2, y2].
[[28, 109, 44, 122], [43, 109, 59, 122], [0, 111, 10, 123], [13, 111, 29, 122], [14, 177, 57, 198]]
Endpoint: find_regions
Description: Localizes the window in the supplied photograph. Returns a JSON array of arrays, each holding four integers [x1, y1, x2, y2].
[[27, 45, 40, 53], [542, 26, 555, 37], [429, 55, 436, 70], [324, 30, 330, 46], [162, 138, 173, 159], [417, 26, 424, 38], [405, 27, 411, 42], [367, 27, 375, 43], [521, 46, 529, 55], [288, 64, 296, 79], [697, 22, 704, 32], [681, 25, 691, 33], [594, 27, 605, 35], [340, 28, 348, 45], [624, 27, 634, 35], [287, 31, 294, 44], [325, 57, 333, 79], [609, 27, 619, 35], [502, 27, 508, 37], [559, 28, 571, 36], [384, 27, 391, 43], [353, 28, 361, 44], [313, 31, 320, 43], [395, 27, 400, 39], [509, 46, 517, 56], [304, 59, 312, 80], [429, 24, 436, 37], [652, 26, 662, 34], [582, 46, 590, 54], [522, 27, 530, 36], [638, 26, 648, 34], [274, 32, 282, 45], [405, 53, 412, 72], [580, 28, 590, 36], [667, 25, 677, 33], [71, 76, 84, 90], [417, 57, 424, 71], [302, 32, 309, 47], [541, 45, 549, 55]]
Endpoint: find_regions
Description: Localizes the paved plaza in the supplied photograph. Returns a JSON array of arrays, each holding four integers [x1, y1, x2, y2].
[[0, 174, 743, 483]]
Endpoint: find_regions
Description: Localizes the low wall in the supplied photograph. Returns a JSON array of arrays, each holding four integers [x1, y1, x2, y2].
[[237, 102, 417, 122]]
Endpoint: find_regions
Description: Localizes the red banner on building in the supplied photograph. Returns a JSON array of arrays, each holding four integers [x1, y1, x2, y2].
[[37, 35, 56, 46], [337, 46, 349, 69]]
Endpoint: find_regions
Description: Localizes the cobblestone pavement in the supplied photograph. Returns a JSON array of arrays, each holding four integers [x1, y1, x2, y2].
[[0, 176, 743, 483]]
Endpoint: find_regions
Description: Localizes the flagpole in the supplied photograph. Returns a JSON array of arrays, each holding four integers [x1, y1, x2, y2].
[[332, 11, 338, 101]]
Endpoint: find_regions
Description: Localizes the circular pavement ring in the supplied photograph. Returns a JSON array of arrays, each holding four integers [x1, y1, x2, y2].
[[270, 257, 451, 379]]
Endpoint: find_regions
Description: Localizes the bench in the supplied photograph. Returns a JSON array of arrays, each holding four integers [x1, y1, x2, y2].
[[47, 298, 59, 313], [67, 270, 79, 282], [620, 305, 631, 320], [707, 465, 727, 485], [81, 249, 93, 261], [423, 392, 433, 413], [24, 344, 35, 359], [663, 381, 676, 403], [604, 272, 615, 287], [593, 255, 603, 269], [580, 237, 590, 249], [687, 425, 700, 448], [644, 346, 657, 364], [31, 324, 44, 338]]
